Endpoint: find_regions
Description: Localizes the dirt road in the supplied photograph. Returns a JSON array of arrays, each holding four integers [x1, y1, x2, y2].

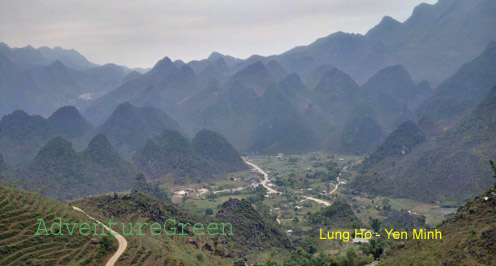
[[244, 159, 279, 194], [72, 206, 128, 266], [243, 158, 333, 206]]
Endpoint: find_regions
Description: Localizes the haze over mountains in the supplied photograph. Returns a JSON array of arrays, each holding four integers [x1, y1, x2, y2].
[[0, 0, 495, 202], [355, 85, 496, 203], [1, 0, 496, 265], [0, 102, 246, 199]]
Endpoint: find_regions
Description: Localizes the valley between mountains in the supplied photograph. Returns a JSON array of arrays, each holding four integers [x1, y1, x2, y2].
[[1, 0, 496, 265]]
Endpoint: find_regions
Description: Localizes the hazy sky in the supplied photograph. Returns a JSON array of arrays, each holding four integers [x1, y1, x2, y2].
[[0, 0, 437, 68]]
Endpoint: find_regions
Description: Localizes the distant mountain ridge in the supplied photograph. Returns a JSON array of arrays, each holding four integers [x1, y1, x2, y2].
[[98, 102, 181, 156], [280, 0, 496, 86], [0, 43, 139, 117], [2, 0, 496, 157]]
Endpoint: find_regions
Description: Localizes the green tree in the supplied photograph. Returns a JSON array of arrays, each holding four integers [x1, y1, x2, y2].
[[370, 217, 381, 232], [362, 239, 384, 260], [382, 199, 391, 211], [233, 259, 245, 266]]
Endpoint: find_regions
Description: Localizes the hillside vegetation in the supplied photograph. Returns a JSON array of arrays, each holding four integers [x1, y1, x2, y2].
[[74, 192, 291, 265], [353, 86, 496, 203], [381, 181, 496, 265], [16, 134, 136, 200], [98, 102, 181, 156], [134, 129, 247, 183], [0, 186, 116, 265]]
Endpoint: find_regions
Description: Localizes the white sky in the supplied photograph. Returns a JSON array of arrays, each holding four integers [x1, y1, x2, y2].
[[0, 0, 437, 68]]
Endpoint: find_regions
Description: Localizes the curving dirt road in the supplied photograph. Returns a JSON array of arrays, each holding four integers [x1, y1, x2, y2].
[[243, 158, 334, 206], [244, 160, 279, 194], [305, 196, 331, 206], [72, 206, 128, 266]]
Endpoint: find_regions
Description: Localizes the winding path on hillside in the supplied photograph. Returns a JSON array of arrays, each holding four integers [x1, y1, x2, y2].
[[243, 158, 346, 207], [72, 206, 127, 266]]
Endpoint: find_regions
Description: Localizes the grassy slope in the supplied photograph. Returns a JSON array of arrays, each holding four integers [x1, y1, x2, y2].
[[0, 186, 116, 265], [353, 87, 496, 203], [380, 184, 496, 265], [73, 192, 291, 266]]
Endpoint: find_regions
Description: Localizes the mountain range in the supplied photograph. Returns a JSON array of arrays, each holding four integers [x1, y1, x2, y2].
[[354, 85, 496, 203], [1, 0, 494, 157], [15, 134, 136, 200], [0, 0, 495, 203]]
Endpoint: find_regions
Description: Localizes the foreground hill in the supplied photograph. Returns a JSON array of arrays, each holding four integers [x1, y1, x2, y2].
[[16, 134, 136, 200], [381, 181, 496, 265], [0, 186, 116, 265], [73, 192, 291, 265], [216, 198, 291, 250], [354, 86, 496, 203]]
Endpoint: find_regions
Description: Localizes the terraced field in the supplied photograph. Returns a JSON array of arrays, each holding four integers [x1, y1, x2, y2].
[[0, 186, 116, 265]]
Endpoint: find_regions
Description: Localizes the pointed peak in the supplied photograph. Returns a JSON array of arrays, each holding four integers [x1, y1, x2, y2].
[[208, 51, 225, 61], [49, 106, 81, 118], [382, 15, 398, 23], [173, 59, 186, 68], [279, 73, 307, 94], [122, 70, 142, 83], [281, 73, 304, 85], [24, 45, 36, 51], [82, 134, 123, 166], [86, 134, 114, 151], [36, 136, 76, 158], [152, 56, 176, 72], [314, 67, 359, 93], [156, 56, 172, 64], [366, 16, 401, 37], [9, 110, 30, 119], [236, 61, 269, 76]]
